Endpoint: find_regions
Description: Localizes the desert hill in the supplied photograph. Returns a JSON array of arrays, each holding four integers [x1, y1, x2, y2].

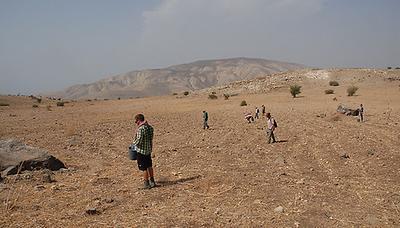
[[51, 58, 305, 99], [1, 68, 400, 227]]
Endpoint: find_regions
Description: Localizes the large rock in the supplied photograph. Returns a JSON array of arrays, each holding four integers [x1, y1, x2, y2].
[[336, 105, 359, 116], [0, 139, 66, 177]]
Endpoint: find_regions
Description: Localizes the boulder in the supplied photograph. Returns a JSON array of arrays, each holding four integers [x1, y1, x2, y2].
[[336, 104, 359, 116], [0, 139, 66, 177]]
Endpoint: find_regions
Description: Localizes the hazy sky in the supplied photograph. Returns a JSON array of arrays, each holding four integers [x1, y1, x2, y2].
[[0, 0, 399, 94]]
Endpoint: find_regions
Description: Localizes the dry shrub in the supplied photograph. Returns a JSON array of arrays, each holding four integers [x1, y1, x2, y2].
[[329, 81, 339, 86], [240, 100, 247, 106], [223, 94, 230, 100], [208, 94, 218, 99], [56, 101, 65, 107], [325, 89, 334, 94], [183, 91, 189, 96], [32, 104, 38, 108], [0, 103, 10, 106], [347, 86, 358, 96]]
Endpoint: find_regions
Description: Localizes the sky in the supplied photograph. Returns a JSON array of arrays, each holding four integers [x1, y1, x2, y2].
[[0, 0, 399, 94]]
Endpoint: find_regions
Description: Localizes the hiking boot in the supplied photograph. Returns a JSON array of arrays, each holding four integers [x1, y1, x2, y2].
[[149, 177, 156, 188], [143, 180, 151, 189]]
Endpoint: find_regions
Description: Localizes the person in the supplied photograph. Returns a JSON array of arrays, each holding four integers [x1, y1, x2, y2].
[[244, 112, 254, 123], [255, 107, 260, 119], [261, 105, 266, 116], [358, 104, 364, 122], [132, 114, 155, 189], [266, 112, 277, 144], [203, 111, 210, 129]]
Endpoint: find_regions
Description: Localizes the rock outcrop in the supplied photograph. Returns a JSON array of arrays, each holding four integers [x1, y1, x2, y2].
[[0, 139, 66, 177]]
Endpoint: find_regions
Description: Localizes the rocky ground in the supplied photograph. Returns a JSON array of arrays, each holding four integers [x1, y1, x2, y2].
[[1, 69, 400, 227]]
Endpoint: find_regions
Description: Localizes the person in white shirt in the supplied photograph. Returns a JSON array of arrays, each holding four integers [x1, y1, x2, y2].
[[266, 112, 277, 144]]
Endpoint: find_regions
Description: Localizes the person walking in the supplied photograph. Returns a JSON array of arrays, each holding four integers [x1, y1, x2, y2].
[[132, 114, 155, 189], [261, 105, 266, 117], [203, 111, 210, 129], [359, 104, 364, 122], [266, 112, 277, 144], [255, 107, 260, 119]]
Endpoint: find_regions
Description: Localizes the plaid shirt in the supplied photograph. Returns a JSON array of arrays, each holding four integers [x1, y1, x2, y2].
[[132, 123, 154, 155]]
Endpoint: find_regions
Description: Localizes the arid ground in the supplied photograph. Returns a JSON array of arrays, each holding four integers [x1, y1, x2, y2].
[[1, 69, 400, 227]]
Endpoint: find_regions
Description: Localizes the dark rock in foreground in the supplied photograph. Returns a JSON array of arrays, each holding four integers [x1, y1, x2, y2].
[[0, 139, 66, 177]]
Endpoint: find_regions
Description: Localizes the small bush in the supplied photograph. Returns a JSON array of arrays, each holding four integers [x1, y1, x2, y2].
[[32, 104, 38, 108], [223, 94, 230, 100], [347, 86, 359, 96], [117, 97, 121, 100], [325, 89, 334, 94], [387, 67, 392, 69], [172, 93, 178, 96], [0, 103, 10, 106], [290, 85, 302, 98], [329, 81, 339, 86], [211, 91, 216, 95], [208, 94, 218, 99], [183, 91, 189, 96], [56, 101, 65, 107], [240, 100, 247, 106]]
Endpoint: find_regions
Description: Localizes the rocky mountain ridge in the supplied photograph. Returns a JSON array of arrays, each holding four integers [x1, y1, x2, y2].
[[51, 58, 305, 99]]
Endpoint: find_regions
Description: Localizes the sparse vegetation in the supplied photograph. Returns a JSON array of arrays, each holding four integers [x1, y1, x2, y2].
[[223, 94, 230, 100], [387, 67, 392, 69], [56, 101, 65, 107], [32, 104, 38, 108], [172, 93, 178, 96], [290, 84, 302, 98], [208, 94, 218, 99], [0, 103, 10, 106], [240, 100, 247, 106], [347, 86, 359, 96], [325, 89, 334, 94], [211, 91, 216, 95], [183, 91, 189, 96], [329, 81, 339, 86]]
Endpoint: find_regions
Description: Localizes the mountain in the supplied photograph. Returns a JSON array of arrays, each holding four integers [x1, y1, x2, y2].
[[52, 57, 305, 99]]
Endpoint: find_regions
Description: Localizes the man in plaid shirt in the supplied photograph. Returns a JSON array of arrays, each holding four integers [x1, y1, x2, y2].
[[133, 114, 155, 189]]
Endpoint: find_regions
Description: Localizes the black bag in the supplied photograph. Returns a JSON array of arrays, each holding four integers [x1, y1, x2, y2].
[[273, 119, 278, 128], [128, 144, 138, 160]]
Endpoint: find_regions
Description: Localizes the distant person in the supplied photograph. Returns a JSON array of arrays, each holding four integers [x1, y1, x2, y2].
[[132, 114, 156, 189], [203, 111, 210, 129], [261, 105, 266, 116], [255, 107, 260, 119], [266, 112, 277, 144], [244, 112, 254, 123], [358, 104, 364, 122]]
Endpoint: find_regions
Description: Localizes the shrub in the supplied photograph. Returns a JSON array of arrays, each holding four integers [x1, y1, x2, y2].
[[172, 93, 178, 96], [387, 67, 392, 69], [211, 91, 216, 95], [32, 104, 38, 108], [329, 81, 339, 86], [208, 94, 218, 99], [347, 86, 358, 96], [325, 89, 334, 94], [223, 94, 230, 100], [240, 100, 247, 106], [183, 91, 189, 96], [290, 85, 302, 98], [0, 103, 10, 106], [56, 101, 65, 107], [117, 97, 121, 100]]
